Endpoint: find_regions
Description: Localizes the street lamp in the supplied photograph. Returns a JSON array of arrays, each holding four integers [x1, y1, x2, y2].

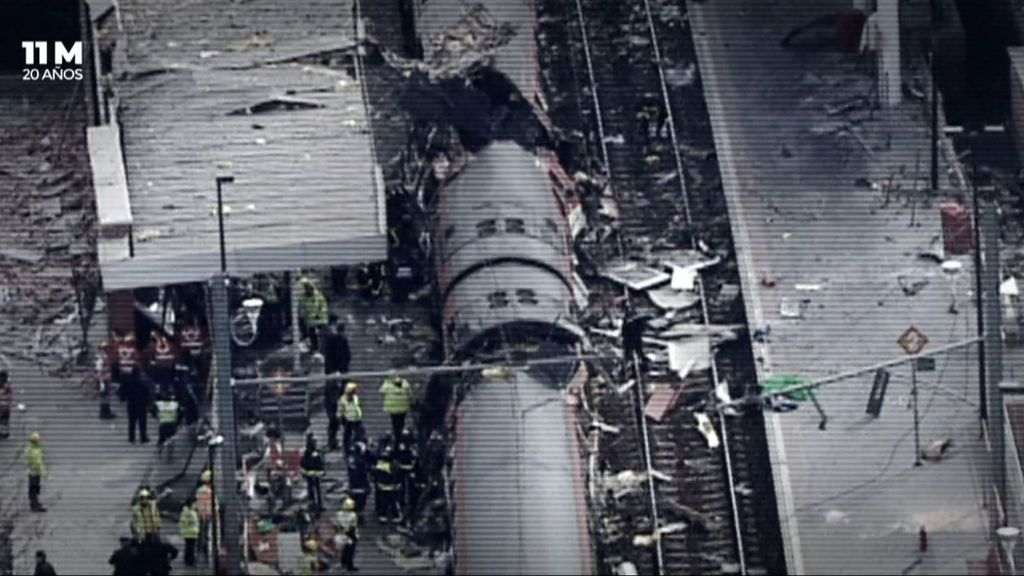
[[215, 176, 235, 274], [999, 526, 1020, 575], [207, 433, 225, 574]]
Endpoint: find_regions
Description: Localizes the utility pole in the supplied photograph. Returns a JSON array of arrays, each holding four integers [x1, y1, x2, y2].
[[912, 359, 922, 466], [878, 0, 902, 108], [212, 176, 242, 574], [981, 195, 1005, 504], [210, 274, 241, 574]]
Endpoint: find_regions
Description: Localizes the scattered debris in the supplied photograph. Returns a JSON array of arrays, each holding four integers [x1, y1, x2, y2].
[[824, 509, 851, 524], [694, 412, 720, 449], [647, 286, 700, 311], [779, 298, 804, 319], [645, 385, 683, 422], [922, 438, 953, 462], [602, 261, 671, 291], [897, 275, 929, 297]]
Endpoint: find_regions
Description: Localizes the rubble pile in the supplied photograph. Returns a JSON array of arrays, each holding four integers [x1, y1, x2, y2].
[[0, 82, 100, 375]]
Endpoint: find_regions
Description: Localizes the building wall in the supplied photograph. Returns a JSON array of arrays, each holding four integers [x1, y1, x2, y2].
[[1010, 48, 1024, 166]]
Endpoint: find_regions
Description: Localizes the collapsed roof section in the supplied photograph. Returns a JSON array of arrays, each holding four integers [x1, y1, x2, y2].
[[91, 0, 386, 291], [390, 0, 551, 151]]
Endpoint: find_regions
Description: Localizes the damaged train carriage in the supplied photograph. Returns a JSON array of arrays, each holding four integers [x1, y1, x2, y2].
[[434, 141, 593, 576]]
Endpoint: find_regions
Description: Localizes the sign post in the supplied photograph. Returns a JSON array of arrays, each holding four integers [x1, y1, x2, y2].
[[899, 326, 928, 466]]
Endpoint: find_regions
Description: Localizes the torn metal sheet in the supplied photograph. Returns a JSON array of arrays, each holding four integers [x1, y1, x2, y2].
[[644, 385, 683, 422], [695, 412, 721, 449], [647, 286, 701, 311], [667, 336, 711, 374], [1002, 277, 1019, 297], [657, 323, 744, 340], [602, 261, 670, 291]]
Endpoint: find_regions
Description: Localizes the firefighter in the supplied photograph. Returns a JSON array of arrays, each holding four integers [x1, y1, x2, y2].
[[394, 429, 419, 520], [373, 447, 402, 524], [299, 277, 329, 353], [147, 331, 178, 395], [339, 383, 364, 455], [0, 371, 11, 438], [154, 391, 180, 460], [179, 496, 200, 567], [300, 433, 325, 513], [380, 374, 412, 441], [178, 320, 207, 383], [96, 341, 116, 420], [346, 441, 372, 514], [25, 431, 46, 512], [132, 488, 162, 538], [114, 331, 139, 384], [195, 470, 214, 557], [299, 539, 325, 575], [335, 498, 359, 572]]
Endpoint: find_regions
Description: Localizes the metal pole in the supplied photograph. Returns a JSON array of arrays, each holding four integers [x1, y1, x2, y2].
[[930, 47, 939, 192], [982, 198, 1006, 506], [973, 148, 988, 420], [211, 274, 241, 574], [207, 443, 219, 574], [215, 177, 233, 274], [912, 360, 922, 466]]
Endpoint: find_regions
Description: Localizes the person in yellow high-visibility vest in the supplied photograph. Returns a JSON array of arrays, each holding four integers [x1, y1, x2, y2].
[[179, 496, 200, 567], [131, 488, 161, 537], [338, 383, 364, 455], [25, 431, 46, 512], [299, 277, 329, 353], [380, 375, 412, 441]]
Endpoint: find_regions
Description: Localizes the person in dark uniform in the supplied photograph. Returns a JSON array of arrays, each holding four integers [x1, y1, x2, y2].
[[346, 441, 372, 514], [119, 368, 151, 444], [33, 550, 56, 576], [139, 534, 177, 576], [109, 537, 141, 576], [394, 429, 418, 521], [373, 446, 402, 524], [322, 317, 350, 451], [300, 434, 326, 513]]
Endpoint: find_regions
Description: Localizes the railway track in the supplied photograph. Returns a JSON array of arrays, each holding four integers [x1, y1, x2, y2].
[[537, 0, 784, 574]]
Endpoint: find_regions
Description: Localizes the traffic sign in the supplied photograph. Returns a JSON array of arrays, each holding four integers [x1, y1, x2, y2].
[[898, 326, 929, 355]]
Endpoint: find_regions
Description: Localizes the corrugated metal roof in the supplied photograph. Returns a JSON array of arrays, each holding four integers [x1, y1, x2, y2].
[[98, 0, 385, 289]]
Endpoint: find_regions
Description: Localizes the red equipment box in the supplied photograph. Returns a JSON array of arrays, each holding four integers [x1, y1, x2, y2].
[[940, 203, 974, 255]]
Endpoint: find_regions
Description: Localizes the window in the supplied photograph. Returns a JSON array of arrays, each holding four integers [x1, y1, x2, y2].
[[487, 290, 510, 308], [505, 218, 526, 234], [516, 289, 538, 305], [476, 219, 498, 238], [444, 225, 456, 240]]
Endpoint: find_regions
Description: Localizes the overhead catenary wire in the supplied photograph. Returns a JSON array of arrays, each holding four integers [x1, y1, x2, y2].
[[232, 352, 614, 387]]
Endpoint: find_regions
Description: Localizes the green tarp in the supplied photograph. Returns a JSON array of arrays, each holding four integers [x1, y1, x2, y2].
[[763, 375, 814, 401]]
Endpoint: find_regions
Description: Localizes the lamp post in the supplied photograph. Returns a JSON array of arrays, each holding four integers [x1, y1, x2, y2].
[[207, 433, 224, 574], [215, 176, 234, 274], [211, 175, 241, 573]]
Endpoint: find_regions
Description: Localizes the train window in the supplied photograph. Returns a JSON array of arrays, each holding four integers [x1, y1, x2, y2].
[[487, 290, 510, 308], [505, 218, 526, 234], [516, 289, 538, 305], [476, 219, 498, 238]]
